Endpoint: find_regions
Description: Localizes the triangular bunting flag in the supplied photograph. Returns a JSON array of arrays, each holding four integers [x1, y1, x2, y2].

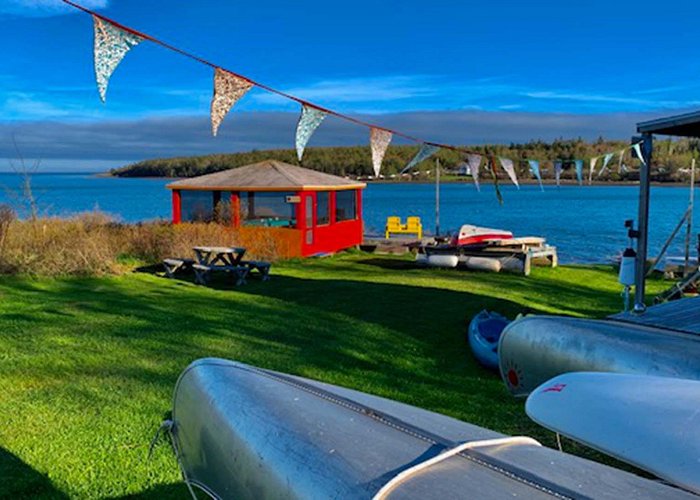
[[93, 16, 144, 102], [401, 143, 439, 174], [295, 104, 327, 161], [528, 159, 543, 191], [598, 152, 614, 178], [554, 160, 563, 187], [588, 157, 598, 185], [618, 148, 626, 173], [632, 142, 646, 165], [498, 158, 520, 188], [369, 128, 392, 177], [466, 153, 482, 192], [210, 68, 254, 137], [574, 159, 584, 185]]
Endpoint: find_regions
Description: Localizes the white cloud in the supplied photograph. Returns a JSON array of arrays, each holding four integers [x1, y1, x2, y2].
[[0, 0, 108, 17], [252, 75, 439, 107]]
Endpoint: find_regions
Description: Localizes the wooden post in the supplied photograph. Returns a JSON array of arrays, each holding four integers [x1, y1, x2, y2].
[[684, 157, 696, 276]]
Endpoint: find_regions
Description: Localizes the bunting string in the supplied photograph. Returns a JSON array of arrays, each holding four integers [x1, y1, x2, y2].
[[63, 0, 652, 196]]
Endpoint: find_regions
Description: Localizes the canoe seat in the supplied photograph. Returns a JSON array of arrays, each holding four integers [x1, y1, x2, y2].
[[163, 258, 195, 278]]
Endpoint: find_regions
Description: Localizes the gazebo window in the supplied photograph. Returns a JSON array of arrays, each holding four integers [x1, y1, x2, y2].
[[335, 190, 356, 222], [214, 191, 232, 224], [316, 192, 330, 225], [240, 192, 296, 227], [181, 191, 214, 222]]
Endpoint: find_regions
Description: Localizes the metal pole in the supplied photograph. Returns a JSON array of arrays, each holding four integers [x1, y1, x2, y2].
[[435, 158, 441, 236], [684, 157, 695, 277], [634, 133, 653, 313]]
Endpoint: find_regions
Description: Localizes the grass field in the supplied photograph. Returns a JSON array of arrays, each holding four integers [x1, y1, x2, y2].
[[0, 253, 666, 498]]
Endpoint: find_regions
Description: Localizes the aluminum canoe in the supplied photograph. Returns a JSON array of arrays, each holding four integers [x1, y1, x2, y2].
[[498, 315, 700, 397], [168, 358, 695, 499]]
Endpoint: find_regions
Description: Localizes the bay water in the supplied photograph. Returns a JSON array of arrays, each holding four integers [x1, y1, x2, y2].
[[0, 172, 695, 264]]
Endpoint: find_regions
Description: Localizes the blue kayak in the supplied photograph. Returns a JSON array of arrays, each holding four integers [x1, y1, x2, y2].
[[468, 310, 510, 370]]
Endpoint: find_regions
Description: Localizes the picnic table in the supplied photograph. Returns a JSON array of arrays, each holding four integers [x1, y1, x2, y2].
[[164, 246, 271, 286], [192, 246, 248, 286], [193, 246, 247, 267]]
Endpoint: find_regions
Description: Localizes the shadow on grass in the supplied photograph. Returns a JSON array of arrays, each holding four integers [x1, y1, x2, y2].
[[0, 447, 68, 499], [108, 482, 190, 499]]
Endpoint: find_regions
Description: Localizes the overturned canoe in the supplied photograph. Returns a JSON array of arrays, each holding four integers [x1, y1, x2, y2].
[[167, 358, 693, 499], [498, 315, 700, 397]]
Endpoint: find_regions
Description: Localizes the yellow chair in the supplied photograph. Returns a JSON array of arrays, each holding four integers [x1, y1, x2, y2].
[[406, 216, 423, 239], [385, 216, 403, 239], [385, 216, 422, 239]]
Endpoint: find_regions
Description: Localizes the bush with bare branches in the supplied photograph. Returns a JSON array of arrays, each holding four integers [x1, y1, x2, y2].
[[0, 211, 286, 276]]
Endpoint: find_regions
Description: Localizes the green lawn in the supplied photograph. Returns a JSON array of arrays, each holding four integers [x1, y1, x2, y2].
[[0, 253, 665, 498]]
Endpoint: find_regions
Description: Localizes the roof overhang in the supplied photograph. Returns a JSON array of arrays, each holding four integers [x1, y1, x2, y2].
[[637, 110, 700, 137], [166, 183, 367, 191]]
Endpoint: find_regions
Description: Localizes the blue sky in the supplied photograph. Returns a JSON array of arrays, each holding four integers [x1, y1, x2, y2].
[[2, 0, 700, 169]]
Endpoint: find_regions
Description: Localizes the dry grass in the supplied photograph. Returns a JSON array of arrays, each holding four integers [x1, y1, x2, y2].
[[0, 211, 287, 276]]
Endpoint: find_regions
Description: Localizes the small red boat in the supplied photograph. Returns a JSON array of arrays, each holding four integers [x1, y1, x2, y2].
[[451, 224, 513, 247]]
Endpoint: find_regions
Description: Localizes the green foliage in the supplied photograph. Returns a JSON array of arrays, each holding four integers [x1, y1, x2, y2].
[[0, 254, 666, 497], [111, 138, 700, 183]]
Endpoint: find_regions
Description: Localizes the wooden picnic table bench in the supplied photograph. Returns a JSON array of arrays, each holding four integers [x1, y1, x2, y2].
[[193, 263, 249, 286], [163, 258, 195, 278], [241, 260, 272, 281]]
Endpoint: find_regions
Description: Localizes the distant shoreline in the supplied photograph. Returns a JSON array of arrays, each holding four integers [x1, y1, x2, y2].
[[101, 172, 696, 188]]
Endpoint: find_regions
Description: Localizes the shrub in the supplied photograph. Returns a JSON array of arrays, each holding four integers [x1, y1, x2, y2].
[[0, 211, 286, 276]]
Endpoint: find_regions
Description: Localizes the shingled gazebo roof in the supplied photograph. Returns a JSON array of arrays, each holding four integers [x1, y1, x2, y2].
[[166, 160, 366, 192]]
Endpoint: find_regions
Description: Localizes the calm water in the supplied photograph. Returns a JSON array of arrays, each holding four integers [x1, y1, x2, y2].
[[1, 172, 696, 264]]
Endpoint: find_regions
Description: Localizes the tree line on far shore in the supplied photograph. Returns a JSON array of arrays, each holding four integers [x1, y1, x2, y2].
[[111, 137, 700, 182]]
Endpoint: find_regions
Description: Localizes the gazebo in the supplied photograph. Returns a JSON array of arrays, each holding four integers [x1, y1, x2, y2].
[[166, 160, 366, 257]]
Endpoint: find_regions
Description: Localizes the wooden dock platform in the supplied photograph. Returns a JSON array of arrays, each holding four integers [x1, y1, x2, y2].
[[610, 295, 700, 335]]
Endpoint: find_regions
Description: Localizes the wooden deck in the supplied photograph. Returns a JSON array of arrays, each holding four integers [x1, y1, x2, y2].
[[610, 295, 700, 335]]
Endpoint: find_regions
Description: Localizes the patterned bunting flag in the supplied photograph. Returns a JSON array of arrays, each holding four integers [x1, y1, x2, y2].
[[210, 68, 254, 137], [466, 154, 482, 192], [401, 143, 439, 174], [528, 160, 543, 191], [574, 159, 584, 185], [369, 128, 392, 177], [598, 152, 614, 178], [588, 157, 599, 185], [632, 142, 646, 165], [295, 104, 327, 161], [93, 16, 144, 102], [554, 160, 563, 187], [498, 158, 520, 188]]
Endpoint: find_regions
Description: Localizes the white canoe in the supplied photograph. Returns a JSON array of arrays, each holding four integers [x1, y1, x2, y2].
[[527, 372, 700, 495], [167, 358, 694, 499]]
